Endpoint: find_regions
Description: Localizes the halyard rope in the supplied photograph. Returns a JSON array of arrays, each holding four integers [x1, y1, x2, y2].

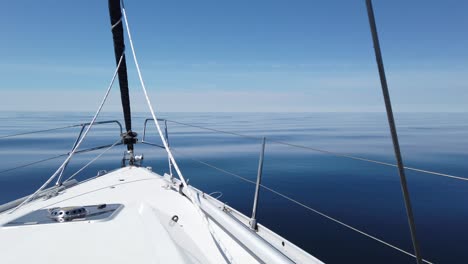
[[9, 53, 125, 213], [120, 3, 234, 262]]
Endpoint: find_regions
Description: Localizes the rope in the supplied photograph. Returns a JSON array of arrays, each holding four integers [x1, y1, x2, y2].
[[111, 18, 122, 30], [0, 124, 82, 139], [170, 148, 433, 264], [63, 138, 121, 183], [8, 53, 125, 214], [163, 118, 468, 182], [120, 3, 234, 262]]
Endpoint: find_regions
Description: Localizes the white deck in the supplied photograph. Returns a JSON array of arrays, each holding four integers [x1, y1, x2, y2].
[[0, 167, 323, 264]]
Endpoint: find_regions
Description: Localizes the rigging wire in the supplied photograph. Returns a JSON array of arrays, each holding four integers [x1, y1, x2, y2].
[[63, 138, 121, 183], [170, 147, 433, 264], [8, 53, 125, 214], [0, 154, 67, 175], [163, 118, 468, 182], [0, 124, 83, 140], [7, 117, 465, 182], [165, 119, 259, 140], [0, 143, 123, 176]]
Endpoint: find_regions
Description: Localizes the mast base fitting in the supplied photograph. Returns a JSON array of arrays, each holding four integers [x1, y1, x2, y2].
[[121, 150, 143, 167], [121, 131, 138, 145]]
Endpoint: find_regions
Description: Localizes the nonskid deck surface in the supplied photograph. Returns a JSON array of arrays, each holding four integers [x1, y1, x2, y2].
[[0, 167, 256, 264]]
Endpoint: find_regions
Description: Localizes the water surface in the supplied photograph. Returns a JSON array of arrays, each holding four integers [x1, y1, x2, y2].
[[1, 112, 467, 264]]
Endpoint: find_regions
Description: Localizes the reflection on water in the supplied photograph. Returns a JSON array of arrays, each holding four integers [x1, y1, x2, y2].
[[0, 112, 467, 264]]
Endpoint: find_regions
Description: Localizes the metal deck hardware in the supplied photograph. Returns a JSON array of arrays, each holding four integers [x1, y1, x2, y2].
[[250, 137, 266, 231]]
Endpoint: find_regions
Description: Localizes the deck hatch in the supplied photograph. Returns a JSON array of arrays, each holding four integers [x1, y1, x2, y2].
[[3, 204, 123, 227]]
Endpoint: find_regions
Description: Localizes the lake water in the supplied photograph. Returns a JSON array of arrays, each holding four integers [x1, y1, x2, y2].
[[0, 112, 467, 264]]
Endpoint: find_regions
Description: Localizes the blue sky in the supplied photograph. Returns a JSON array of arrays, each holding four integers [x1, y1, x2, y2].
[[1, 0, 467, 112]]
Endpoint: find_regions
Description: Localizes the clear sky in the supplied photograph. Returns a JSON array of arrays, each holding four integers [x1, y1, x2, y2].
[[1, 0, 467, 112]]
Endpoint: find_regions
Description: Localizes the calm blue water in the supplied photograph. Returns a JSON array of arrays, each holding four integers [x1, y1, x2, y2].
[[1, 112, 467, 264]]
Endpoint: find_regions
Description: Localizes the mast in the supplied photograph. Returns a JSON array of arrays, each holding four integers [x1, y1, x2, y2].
[[365, 1, 423, 263], [108, 0, 136, 153]]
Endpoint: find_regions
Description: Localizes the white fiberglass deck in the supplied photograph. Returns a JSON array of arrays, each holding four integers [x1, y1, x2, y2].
[[0, 167, 322, 264]]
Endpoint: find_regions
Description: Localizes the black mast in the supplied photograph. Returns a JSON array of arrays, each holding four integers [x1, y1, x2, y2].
[[365, 1, 423, 263], [108, 0, 136, 152]]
